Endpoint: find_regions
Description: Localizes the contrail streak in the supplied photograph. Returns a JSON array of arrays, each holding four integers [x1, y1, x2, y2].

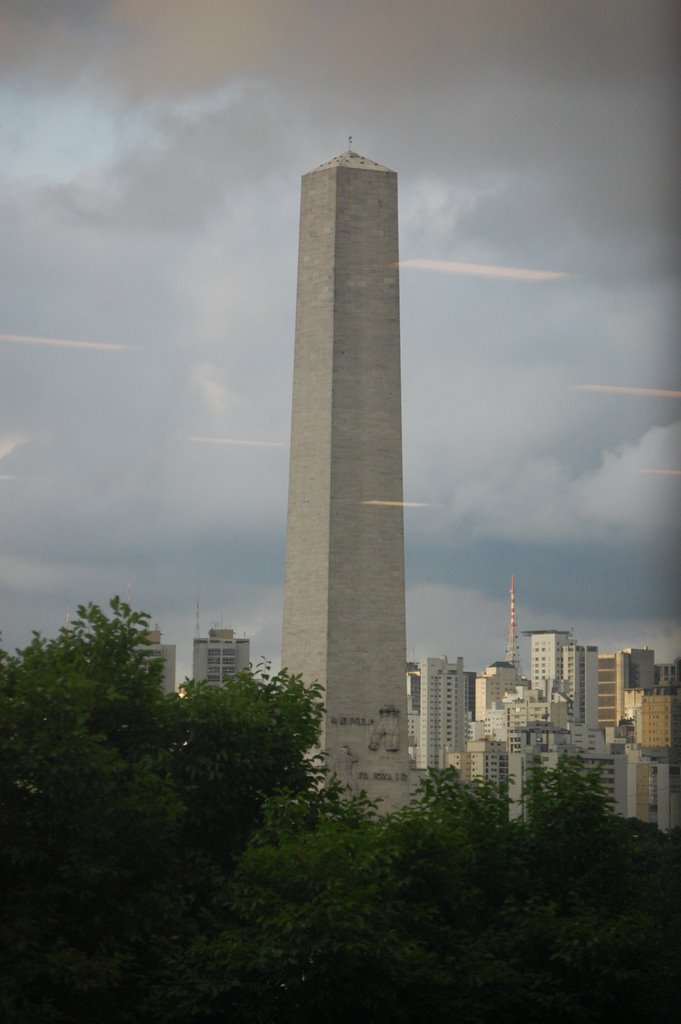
[[571, 384, 681, 398], [190, 436, 286, 447], [0, 332, 129, 351], [399, 258, 568, 281], [361, 499, 438, 508]]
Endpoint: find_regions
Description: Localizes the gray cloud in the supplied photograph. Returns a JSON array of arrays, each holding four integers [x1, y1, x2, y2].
[[0, 1, 679, 673]]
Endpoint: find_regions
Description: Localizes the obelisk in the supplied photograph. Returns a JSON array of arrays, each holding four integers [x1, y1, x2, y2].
[[282, 151, 410, 811]]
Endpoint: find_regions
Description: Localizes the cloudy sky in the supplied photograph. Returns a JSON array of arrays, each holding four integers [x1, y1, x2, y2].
[[1, 0, 679, 680]]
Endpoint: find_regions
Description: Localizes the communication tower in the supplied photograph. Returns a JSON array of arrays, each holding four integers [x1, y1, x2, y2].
[[505, 575, 521, 672]]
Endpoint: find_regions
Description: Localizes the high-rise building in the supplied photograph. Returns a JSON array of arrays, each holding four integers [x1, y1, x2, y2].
[[655, 657, 681, 686], [524, 629, 571, 699], [193, 627, 250, 685], [281, 151, 409, 810], [475, 661, 522, 721], [463, 669, 478, 721], [562, 643, 599, 728], [137, 629, 176, 694], [624, 755, 681, 830], [447, 739, 509, 787], [406, 663, 421, 764], [417, 656, 468, 770], [598, 647, 655, 728], [639, 688, 681, 760]]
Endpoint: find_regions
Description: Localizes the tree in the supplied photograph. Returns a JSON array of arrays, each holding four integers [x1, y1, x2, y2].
[[2, 602, 678, 1023], [180, 765, 670, 1024], [0, 599, 323, 1023]]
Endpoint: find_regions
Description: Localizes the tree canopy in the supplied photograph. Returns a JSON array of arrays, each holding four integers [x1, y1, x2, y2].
[[0, 599, 322, 1022], [1, 600, 678, 1023]]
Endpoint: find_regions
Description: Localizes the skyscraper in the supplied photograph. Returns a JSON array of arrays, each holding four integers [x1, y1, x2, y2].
[[561, 642, 599, 728], [598, 647, 655, 728], [281, 151, 410, 810], [524, 629, 571, 699], [136, 629, 177, 694], [417, 656, 468, 770]]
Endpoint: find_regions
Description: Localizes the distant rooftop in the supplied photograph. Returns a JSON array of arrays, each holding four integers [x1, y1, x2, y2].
[[522, 629, 570, 636], [309, 150, 394, 174]]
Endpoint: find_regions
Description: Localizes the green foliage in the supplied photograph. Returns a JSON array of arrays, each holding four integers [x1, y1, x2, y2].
[[0, 600, 324, 1023], [167, 667, 324, 868], [623, 818, 681, 1020], [521, 756, 633, 909], [205, 764, 671, 1024], [1, 604, 678, 1023]]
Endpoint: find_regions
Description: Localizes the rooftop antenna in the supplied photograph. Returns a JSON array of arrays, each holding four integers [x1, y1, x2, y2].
[[195, 583, 201, 639], [505, 575, 521, 673], [127, 567, 133, 607]]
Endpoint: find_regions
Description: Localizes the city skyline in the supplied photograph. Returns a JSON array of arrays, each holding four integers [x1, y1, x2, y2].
[[1, 2, 679, 678]]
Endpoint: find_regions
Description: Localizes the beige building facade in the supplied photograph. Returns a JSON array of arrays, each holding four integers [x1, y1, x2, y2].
[[639, 689, 681, 760], [474, 661, 520, 720], [598, 648, 655, 728]]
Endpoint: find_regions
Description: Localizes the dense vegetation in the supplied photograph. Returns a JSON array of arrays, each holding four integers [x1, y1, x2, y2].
[[1, 600, 679, 1023]]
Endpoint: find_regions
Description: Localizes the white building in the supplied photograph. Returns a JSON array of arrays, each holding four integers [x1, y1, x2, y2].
[[406, 663, 421, 764], [562, 643, 599, 728], [417, 656, 468, 770], [466, 719, 488, 742], [570, 723, 608, 757], [483, 702, 509, 743], [525, 629, 571, 699], [192, 627, 250, 685], [137, 629, 176, 694], [508, 745, 628, 820]]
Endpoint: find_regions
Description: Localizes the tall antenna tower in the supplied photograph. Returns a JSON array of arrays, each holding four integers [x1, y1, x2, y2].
[[505, 575, 521, 672], [195, 583, 201, 639]]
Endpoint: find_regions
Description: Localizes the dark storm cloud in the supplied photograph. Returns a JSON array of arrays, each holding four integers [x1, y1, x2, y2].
[[5, 1, 677, 92], [1, 1, 679, 673], [406, 531, 678, 624], [2, 2, 677, 253]]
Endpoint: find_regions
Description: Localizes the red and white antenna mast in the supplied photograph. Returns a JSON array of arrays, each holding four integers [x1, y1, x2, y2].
[[505, 575, 521, 672]]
